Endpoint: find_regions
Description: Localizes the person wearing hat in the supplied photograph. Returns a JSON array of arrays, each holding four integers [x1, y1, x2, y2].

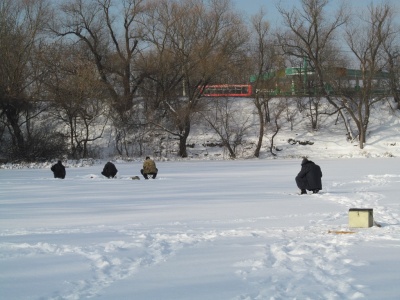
[[295, 157, 322, 194]]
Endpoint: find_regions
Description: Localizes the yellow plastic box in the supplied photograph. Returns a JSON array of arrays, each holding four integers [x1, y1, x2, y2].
[[348, 208, 373, 228]]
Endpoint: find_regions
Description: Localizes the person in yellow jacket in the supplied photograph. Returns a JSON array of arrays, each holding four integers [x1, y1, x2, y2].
[[141, 156, 158, 179]]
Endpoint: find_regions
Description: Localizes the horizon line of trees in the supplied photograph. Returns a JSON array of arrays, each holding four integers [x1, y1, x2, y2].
[[1, 0, 400, 162]]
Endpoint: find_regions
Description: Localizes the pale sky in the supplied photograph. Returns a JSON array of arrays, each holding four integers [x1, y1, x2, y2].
[[231, 0, 278, 22], [231, 0, 399, 26]]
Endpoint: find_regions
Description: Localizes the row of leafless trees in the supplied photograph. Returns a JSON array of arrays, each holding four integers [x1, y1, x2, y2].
[[1, 0, 399, 162]]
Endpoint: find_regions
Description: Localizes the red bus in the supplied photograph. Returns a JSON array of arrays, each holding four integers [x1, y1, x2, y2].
[[201, 84, 253, 97]]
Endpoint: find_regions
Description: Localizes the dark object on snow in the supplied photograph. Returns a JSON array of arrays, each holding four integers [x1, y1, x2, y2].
[[295, 158, 322, 194], [288, 138, 314, 145], [51, 160, 66, 179], [140, 156, 158, 179], [102, 162, 118, 178]]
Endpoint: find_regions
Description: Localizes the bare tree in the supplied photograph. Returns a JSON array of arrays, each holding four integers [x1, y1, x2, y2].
[[49, 0, 150, 157], [276, 0, 399, 149], [42, 42, 109, 159], [266, 101, 286, 156], [51, 0, 147, 114], [201, 98, 253, 159], [276, 0, 350, 132], [249, 10, 272, 158], [141, 0, 248, 157], [0, 0, 55, 161], [381, 14, 400, 110], [343, 3, 395, 148]]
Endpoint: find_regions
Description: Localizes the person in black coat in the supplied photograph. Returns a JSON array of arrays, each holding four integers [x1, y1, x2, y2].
[[295, 157, 322, 194], [51, 160, 66, 179], [101, 162, 118, 178]]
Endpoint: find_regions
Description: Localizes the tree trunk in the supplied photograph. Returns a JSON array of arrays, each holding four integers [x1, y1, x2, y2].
[[178, 137, 188, 158], [254, 96, 265, 158], [224, 141, 236, 159], [178, 118, 191, 158], [359, 130, 365, 149], [4, 105, 26, 154]]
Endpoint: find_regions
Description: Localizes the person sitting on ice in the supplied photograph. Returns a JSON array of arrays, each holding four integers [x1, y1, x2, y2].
[[295, 157, 322, 194], [101, 161, 118, 178], [141, 156, 158, 179], [51, 160, 66, 179]]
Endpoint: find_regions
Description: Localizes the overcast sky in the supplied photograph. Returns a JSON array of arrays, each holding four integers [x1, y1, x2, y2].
[[231, 0, 400, 26]]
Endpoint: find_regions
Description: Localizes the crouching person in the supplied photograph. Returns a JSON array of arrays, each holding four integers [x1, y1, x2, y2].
[[102, 162, 118, 178], [51, 160, 66, 179], [141, 156, 158, 179], [295, 157, 322, 194]]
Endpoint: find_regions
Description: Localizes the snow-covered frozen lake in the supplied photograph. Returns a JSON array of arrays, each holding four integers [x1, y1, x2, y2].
[[1, 158, 400, 299]]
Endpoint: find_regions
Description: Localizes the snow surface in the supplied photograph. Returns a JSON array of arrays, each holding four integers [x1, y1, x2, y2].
[[1, 99, 400, 299], [1, 158, 400, 300]]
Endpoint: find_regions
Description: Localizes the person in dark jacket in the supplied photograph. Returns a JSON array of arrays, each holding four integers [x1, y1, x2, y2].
[[295, 157, 322, 194], [141, 156, 158, 179], [51, 160, 66, 179], [101, 162, 118, 178]]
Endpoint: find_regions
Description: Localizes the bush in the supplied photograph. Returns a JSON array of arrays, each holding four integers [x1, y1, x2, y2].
[[0, 131, 67, 163]]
